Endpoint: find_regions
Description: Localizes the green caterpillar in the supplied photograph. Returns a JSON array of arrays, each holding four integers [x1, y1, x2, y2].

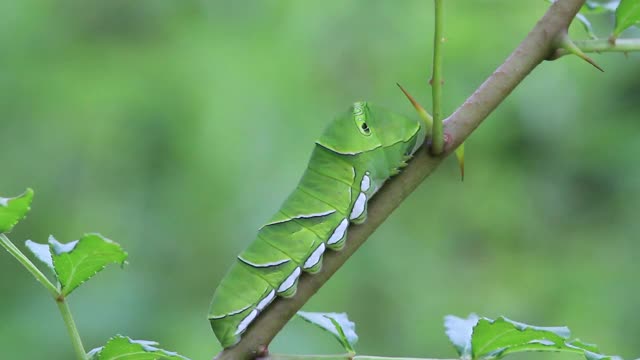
[[209, 101, 425, 348]]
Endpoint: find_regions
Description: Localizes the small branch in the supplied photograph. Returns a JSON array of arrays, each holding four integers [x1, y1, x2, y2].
[[0, 233, 58, 297], [0, 233, 87, 358], [551, 38, 640, 58], [430, 0, 445, 154], [57, 298, 88, 360], [215, 0, 586, 359]]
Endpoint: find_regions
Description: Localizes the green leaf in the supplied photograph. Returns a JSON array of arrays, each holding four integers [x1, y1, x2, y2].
[[470, 316, 620, 360], [444, 314, 478, 359], [582, 0, 619, 14], [88, 335, 190, 360], [0, 189, 34, 233], [614, 0, 640, 37], [50, 233, 128, 296], [25, 239, 54, 272], [576, 13, 598, 39], [297, 311, 358, 353]]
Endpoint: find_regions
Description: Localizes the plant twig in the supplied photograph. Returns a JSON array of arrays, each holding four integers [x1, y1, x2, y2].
[[215, 0, 586, 359], [430, 0, 445, 154], [57, 298, 88, 360], [0, 235, 87, 359], [551, 38, 640, 58], [0, 233, 58, 297]]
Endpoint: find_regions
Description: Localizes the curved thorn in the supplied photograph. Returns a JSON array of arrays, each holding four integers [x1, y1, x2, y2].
[[396, 83, 434, 132], [557, 32, 604, 72]]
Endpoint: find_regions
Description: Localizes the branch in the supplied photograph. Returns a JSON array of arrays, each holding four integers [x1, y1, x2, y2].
[[215, 0, 585, 358]]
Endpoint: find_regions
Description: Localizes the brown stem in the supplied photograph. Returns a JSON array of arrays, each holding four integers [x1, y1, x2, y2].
[[215, 0, 586, 359]]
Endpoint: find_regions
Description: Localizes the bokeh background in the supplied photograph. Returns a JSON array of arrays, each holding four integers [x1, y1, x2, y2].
[[1, 1, 638, 359]]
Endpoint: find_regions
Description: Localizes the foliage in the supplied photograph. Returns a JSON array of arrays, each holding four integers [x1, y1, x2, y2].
[[1, 1, 639, 359], [614, 0, 640, 37], [0, 190, 189, 360]]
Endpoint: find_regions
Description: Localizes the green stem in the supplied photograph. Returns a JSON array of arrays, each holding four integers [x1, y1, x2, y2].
[[0, 233, 87, 359], [551, 38, 640, 58], [57, 298, 88, 360], [430, 0, 445, 154], [576, 38, 640, 53], [0, 233, 58, 297]]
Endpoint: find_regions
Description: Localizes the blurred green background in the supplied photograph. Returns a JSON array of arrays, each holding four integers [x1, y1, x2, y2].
[[1, 1, 638, 359]]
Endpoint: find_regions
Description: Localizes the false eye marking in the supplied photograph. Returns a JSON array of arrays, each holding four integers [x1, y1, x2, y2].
[[353, 102, 371, 136], [350, 192, 367, 220]]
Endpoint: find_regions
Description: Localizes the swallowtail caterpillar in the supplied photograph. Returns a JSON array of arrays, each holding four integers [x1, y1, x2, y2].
[[209, 98, 430, 348]]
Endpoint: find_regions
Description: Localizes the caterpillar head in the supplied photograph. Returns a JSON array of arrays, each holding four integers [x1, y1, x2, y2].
[[316, 101, 424, 156]]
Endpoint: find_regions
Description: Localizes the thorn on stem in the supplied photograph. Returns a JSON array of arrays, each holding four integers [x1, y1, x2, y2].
[[557, 32, 604, 72], [396, 83, 434, 131]]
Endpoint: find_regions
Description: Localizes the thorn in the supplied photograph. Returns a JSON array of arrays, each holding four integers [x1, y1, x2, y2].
[[558, 32, 604, 72], [396, 83, 434, 131]]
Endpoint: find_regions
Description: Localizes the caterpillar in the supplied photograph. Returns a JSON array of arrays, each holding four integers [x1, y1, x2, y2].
[[209, 101, 425, 348]]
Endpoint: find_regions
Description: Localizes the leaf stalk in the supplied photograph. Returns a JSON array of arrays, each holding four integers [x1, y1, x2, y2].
[[430, 0, 445, 154]]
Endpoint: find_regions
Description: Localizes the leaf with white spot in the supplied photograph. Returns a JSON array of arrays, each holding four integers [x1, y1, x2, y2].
[[0, 189, 34, 233], [444, 314, 479, 359], [25, 239, 54, 272], [613, 0, 640, 37], [297, 311, 358, 353], [50, 233, 128, 296], [470, 316, 620, 360], [89, 335, 190, 360]]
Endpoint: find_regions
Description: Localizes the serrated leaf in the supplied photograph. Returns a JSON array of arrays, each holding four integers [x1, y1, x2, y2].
[[50, 233, 128, 296], [444, 314, 479, 358], [614, 0, 640, 37], [0, 189, 34, 233], [25, 239, 54, 272], [297, 311, 358, 353], [90, 335, 190, 360], [472, 317, 569, 358], [470, 316, 620, 360]]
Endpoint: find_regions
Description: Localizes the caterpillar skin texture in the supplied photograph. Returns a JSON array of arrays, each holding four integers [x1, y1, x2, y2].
[[209, 101, 425, 348]]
